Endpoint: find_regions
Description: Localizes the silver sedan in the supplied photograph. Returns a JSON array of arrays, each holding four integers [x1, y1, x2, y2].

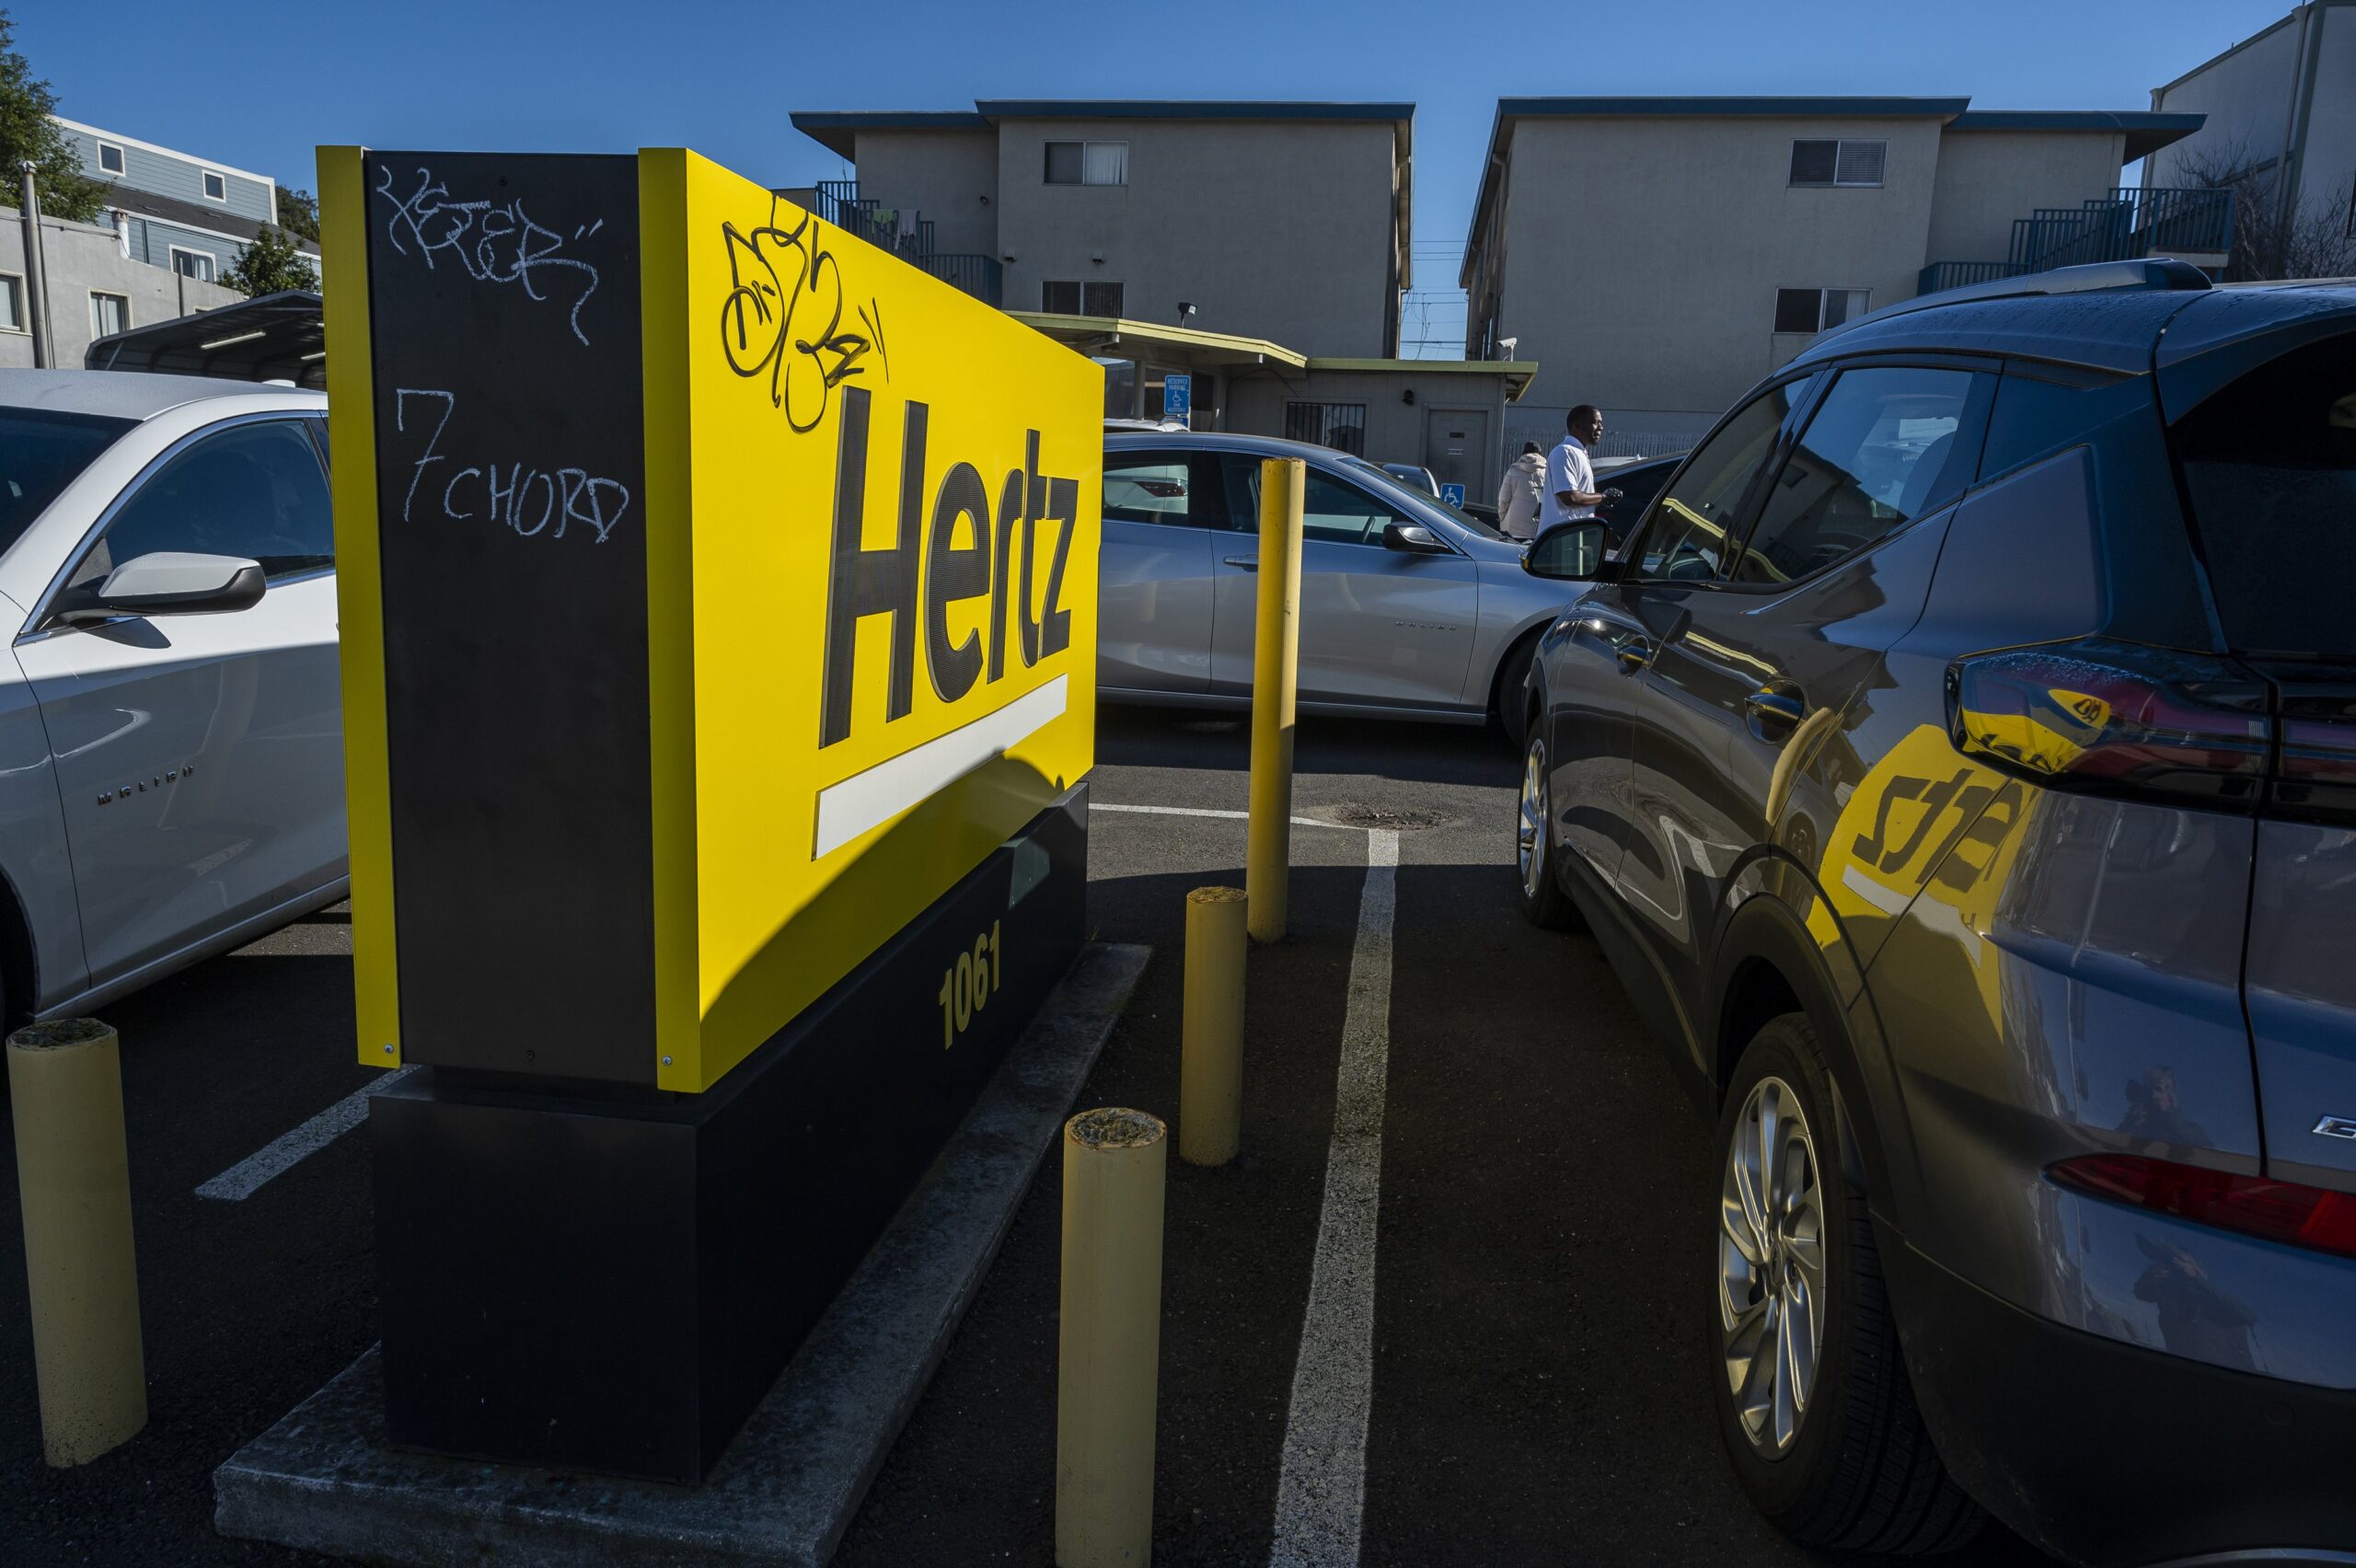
[[0, 370, 344, 1022], [1099, 431, 1583, 744]]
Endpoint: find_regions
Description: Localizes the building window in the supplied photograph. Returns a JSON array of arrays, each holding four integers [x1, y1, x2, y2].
[[1044, 281, 1125, 317], [0, 273, 21, 332], [1773, 287, 1871, 334], [1789, 139, 1887, 188], [98, 141, 126, 177], [1045, 140, 1128, 186], [169, 247, 216, 283], [202, 169, 227, 202], [1284, 400, 1368, 455], [91, 292, 130, 339]]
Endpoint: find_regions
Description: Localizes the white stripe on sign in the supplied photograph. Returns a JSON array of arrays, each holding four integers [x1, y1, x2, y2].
[[1269, 827, 1400, 1568], [812, 674, 1068, 859], [195, 1066, 415, 1202]]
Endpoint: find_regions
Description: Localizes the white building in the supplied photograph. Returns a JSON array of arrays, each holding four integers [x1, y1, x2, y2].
[[2146, 2, 2356, 276], [1459, 97, 2215, 455]]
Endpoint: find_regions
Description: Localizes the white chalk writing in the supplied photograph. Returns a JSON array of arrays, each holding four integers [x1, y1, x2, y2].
[[395, 390, 630, 544], [375, 166, 604, 346]]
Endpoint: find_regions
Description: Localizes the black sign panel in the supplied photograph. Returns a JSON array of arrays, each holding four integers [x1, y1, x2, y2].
[[363, 152, 653, 1084]]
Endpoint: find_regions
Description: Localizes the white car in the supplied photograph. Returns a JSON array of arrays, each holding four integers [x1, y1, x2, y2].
[[0, 370, 343, 1022]]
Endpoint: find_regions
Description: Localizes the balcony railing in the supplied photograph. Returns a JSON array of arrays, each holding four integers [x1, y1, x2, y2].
[[2113, 185, 2235, 257], [1919, 187, 2236, 298], [807, 181, 1002, 306], [1916, 259, 2024, 295], [919, 253, 1004, 307]]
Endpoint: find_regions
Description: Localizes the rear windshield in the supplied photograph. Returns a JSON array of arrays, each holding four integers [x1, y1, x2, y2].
[[2173, 333, 2356, 656], [0, 408, 136, 560]]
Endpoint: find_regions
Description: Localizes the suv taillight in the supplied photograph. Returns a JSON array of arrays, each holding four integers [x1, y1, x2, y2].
[[1946, 639, 2271, 809], [2050, 1153, 2356, 1262]]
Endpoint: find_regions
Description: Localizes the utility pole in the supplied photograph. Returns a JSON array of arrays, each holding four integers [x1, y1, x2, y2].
[[18, 162, 52, 369]]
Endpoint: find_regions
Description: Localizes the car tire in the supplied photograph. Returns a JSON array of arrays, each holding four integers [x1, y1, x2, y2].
[[1517, 728, 1577, 929], [1709, 1014, 1982, 1555], [1495, 631, 1542, 751]]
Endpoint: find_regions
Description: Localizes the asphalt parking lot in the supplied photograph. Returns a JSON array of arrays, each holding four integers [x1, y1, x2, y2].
[[0, 706, 2055, 1567]]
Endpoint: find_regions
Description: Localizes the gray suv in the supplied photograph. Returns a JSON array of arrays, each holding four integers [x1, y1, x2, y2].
[[1516, 261, 2356, 1566]]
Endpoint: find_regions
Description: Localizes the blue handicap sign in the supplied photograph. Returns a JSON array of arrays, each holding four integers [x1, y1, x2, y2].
[[1440, 482, 1466, 507], [1162, 374, 1192, 426]]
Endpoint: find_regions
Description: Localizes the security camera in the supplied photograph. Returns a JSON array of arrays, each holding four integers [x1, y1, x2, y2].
[[1177, 301, 1197, 321], [1497, 336, 1519, 355]]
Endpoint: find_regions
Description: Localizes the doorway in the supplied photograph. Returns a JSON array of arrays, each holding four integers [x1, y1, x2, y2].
[[1422, 407, 1490, 499]]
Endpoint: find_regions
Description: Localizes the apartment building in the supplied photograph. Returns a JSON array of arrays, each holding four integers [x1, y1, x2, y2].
[[1461, 98, 2215, 455], [2146, 2, 2356, 275], [788, 100, 1412, 356], [52, 116, 319, 285], [0, 203, 243, 370], [787, 99, 1537, 490]]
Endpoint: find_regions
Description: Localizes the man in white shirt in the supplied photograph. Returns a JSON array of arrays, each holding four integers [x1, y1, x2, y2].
[[1542, 406, 1612, 535]]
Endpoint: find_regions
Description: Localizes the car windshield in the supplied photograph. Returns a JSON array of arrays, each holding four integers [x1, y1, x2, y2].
[[0, 408, 136, 560], [1337, 454, 1508, 541], [2172, 333, 2356, 656]]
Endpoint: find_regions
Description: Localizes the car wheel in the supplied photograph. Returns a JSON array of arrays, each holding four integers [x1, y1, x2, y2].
[[1495, 631, 1542, 750], [1517, 730, 1576, 929], [1711, 1014, 1982, 1554]]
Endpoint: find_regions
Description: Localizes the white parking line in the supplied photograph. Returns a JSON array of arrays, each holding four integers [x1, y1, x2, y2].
[[1269, 827, 1399, 1568], [195, 1066, 415, 1202], [1092, 801, 1364, 831]]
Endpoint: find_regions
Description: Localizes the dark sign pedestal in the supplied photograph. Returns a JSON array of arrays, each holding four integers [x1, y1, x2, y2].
[[370, 788, 1087, 1483]]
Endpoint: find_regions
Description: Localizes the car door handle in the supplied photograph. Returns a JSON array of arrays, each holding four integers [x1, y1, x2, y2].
[[1221, 555, 1257, 571], [1744, 686, 1807, 741], [1614, 637, 1655, 674]]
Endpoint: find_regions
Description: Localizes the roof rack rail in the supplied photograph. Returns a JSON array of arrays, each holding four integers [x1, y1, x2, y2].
[[1824, 258, 2212, 341]]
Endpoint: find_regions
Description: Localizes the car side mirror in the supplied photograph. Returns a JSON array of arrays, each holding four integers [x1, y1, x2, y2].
[[65, 551, 267, 622], [1523, 522, 1610, 582], [1381, 521, 1449, 555]]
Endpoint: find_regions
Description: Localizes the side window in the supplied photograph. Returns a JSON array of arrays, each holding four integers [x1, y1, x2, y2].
[[1299, 470, 1407, 546], [1630, 386, 1797, 582], [1218, 460, 1409, 547], [1103, 451, 1230, 530], [69, 420, 335, 596], [1729, 367, 1979, 585], [1979, 369, 2138, 482]]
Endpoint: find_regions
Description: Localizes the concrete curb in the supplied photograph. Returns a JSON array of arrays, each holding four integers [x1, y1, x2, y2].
[[214, 942, 1151, 1566]]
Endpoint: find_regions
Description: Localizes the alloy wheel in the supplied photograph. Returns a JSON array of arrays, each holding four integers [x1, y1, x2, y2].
[[1519, 738, 1547, 898], [1718, 1074, 1827, 1457]]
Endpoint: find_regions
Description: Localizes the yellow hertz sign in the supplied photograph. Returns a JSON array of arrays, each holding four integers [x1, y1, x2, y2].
[[329, 146, 1101, 1092], [648, 154, 1100, 1090]]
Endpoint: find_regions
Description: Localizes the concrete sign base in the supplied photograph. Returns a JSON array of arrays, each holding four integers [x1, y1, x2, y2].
[[214, 941, 1148, 1566]]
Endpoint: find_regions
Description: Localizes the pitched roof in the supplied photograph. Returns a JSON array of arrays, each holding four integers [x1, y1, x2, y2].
[[101, 184, 322, 257]]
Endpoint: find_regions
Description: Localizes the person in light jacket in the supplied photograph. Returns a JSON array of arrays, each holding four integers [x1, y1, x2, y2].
[[1496, 441, 1546, 540]]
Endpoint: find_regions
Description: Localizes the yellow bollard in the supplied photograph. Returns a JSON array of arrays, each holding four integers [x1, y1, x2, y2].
[[1179, 887, 1247, 1167], [1057, 1107, 1167, 1568], [7, 1020, 146, 1467], [1247, 456, 1304, 943]]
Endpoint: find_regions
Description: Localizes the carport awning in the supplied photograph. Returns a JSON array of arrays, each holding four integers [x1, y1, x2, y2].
[[1009, 312, 1309, 371], [86, 290, 326, 388], [1306, 356, 1541, 401]]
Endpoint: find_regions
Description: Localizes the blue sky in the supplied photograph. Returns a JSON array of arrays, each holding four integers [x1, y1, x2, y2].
[[26, 0, 2291, 338]]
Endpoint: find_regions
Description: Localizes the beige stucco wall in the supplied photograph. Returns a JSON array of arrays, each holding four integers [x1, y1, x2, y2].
[[1924, 129, 2129, 268], [2301, 5, 2356, 227], [1225, 365, 1512, 486], [988, 118, 1399, 356], [0, 206, 244, 370], [1493, 116, 1946, 426], [849, 128, 999, 258], [2148, 11, 2304, 188]]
